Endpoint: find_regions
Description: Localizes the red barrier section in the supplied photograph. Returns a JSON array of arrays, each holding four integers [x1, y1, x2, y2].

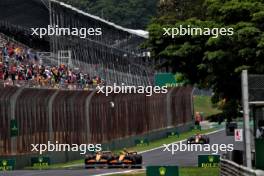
[[0, 86, 193, 155], [52, 90, 92, 146], [0, 85, 18, 155], [89, 92, 168, 143], [171, 86, 193, 126], [15, 88, 56, 153]]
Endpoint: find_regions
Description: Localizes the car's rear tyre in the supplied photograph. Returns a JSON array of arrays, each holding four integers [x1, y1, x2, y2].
[[200, 139, 206, 144], [206, 138, 210, 144], [107, 163, 114, 169], [85, 165, 95, 169], [132, 155, 142, 169]]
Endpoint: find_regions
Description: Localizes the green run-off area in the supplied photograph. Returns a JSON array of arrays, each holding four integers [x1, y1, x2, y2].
[[110, 167, 219, 176]]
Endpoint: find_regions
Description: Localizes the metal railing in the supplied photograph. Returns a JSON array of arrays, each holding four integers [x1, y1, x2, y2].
[[193, 87, 213, 96], [248, 74, 264, 102], [220, 158, 264, 176], [0, 80, 97, 91]]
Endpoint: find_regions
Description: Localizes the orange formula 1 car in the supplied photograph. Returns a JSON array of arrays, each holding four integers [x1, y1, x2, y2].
[[108, 150, 142, 168], [85, 151, 114, 168]]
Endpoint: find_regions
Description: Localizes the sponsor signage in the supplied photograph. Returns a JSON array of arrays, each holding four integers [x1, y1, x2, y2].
[[31, 157, 50, 167], [155, 73, 177, 87], [234, 129, 243, 142], [194, 125, 202, 131], [0, 159, 15, 171], [147, 166, 179, 176], [198, 155, 220, 168], [167, 131, 180, 138], [10, 119, 18, 137], [255, 139, 264, 170], [135, 138, 149, 146]]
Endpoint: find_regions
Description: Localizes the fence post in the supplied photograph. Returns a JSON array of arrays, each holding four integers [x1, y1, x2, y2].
[[191, 87, 195, 120], [85, 90, 97, 142], [242, 70, 252, 168], [48, 90, 59, 142], [166, 88, 174, 127], [10, 87, 24, 154]]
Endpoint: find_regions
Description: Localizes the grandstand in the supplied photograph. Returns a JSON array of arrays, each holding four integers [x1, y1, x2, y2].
[[0, 2, 196, 168], [0, 32, 105, 89], [0, 0, 154, 86]]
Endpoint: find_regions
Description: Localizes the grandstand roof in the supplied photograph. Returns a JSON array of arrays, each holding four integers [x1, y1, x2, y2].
[[0, 0, 149, 39], [51, 0, 149, 38], [0, 0, 49, 28]]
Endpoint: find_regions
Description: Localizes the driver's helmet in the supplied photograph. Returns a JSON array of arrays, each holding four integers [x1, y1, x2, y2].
[[96, 151, 102, 155], [196, 133, 202, 138], [121, 148, 129, 155]]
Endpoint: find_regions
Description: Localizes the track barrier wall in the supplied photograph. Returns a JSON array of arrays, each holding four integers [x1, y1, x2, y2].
[[220, 158, 264, 176], [0, 85, 194, 168]]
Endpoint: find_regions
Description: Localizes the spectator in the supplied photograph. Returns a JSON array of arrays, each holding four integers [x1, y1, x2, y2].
[[0, 62, 3, 80], [2, 45, 9, 64], [0, 36, 104, 89], [257, 120, 264, 139], [195, 112, 202, 126], [10, 63, 17, 85]]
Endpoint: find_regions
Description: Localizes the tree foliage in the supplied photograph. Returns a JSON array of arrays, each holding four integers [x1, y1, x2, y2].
[[60, 0, 158, 29], [147, 0, 264, 119]]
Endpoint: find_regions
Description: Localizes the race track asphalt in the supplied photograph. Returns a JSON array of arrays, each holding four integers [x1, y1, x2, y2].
[[1, 129, 244, 176]]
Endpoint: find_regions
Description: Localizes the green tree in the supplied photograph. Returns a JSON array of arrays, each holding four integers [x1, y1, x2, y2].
[[60, 0, 158, 29], [158, 0, 205, 20], [147, 0, 264, 119]]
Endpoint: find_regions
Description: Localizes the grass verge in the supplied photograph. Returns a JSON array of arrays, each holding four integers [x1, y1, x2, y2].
[[24, 128, 219, 170], [121, 128, 216, 153], [110, 167, 219, 176], [193, 96, 221, 118]]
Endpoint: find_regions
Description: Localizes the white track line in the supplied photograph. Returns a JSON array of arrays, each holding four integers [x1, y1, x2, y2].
[[96, 169, 145, 176], [92, 128, 224, 176], [138, 128, 224, 154]]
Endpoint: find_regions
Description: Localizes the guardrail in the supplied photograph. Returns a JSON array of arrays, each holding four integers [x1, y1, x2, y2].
[[220, 158, 264, 176], [0, 80, 98, 91], [193, 88, 212, 96]]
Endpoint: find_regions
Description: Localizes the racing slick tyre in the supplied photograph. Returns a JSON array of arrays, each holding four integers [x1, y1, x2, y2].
[[85, 156, 95, 169], [85, 163, 95, 169], [107, 156, 119, 169], [131, 155, 142, 169]]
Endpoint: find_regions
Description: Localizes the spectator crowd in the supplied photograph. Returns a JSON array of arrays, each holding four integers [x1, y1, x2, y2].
[[0, 36, 103, 89]]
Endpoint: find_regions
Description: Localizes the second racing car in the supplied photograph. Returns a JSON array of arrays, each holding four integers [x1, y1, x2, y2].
[[109, 149, 142, 168], [187, 133, 210, 144], [85, 150, 142, 169], [85, 151, 114, 168]]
